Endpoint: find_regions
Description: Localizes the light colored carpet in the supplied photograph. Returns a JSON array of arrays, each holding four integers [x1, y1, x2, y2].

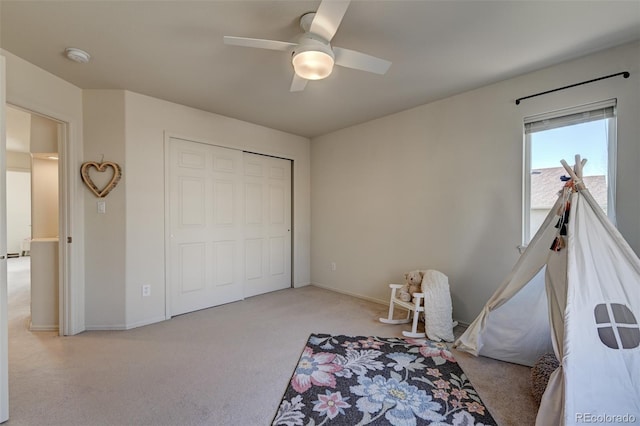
[[6, 257, 537, 425]]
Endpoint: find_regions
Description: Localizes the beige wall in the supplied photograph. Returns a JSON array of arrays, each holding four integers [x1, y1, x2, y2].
[[30, 114, 57, 153], [311, 41, 640, 324], [6, 171, 30, 254], [30, 113, 59, 240], [4, 41, 637, 331], [7, 151, 30, 171], [5, 50, 310, 330], [30, 158, 58, 238], [123, 91, 310, 328], [82, 90, 126, 328], [81, 90, 311, 329]]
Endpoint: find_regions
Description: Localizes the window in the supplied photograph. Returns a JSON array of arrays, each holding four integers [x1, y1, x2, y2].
[[523, 100, 617, 244]]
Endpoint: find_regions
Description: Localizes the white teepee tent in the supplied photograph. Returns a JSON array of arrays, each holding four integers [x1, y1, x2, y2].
[[454, 156, 640, 426]]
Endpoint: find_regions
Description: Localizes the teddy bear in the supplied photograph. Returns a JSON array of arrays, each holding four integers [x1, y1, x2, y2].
[[397, 270, 424, 302]]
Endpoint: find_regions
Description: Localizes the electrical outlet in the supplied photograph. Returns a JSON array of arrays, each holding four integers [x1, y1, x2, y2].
[[142, 285, 151, 297], [331, 262, 337, 271]]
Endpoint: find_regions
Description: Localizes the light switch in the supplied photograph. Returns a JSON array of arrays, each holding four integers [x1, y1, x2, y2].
[[97, 200, 106, 214]]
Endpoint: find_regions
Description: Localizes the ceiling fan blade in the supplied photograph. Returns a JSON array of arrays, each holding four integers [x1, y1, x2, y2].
[[333, 47, 392, 75], [310, 0, 350, 42], [224, 36, 297, 52], [290, 74, 308, 92]]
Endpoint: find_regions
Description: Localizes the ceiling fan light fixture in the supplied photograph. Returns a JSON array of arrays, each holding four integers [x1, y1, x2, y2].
[[292, 48, 334, 80]]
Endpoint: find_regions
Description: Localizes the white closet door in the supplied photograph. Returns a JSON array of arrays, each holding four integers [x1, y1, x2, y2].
[[243, 152, 291, 297], [168, 138, 244, 316]]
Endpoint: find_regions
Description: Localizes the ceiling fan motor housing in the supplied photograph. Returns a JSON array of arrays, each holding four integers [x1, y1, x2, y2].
[[299, 12, 316, 33]]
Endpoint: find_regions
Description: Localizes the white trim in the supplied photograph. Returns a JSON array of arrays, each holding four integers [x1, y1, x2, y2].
[[523, 131, 532, 244], [84, 325, 127, 331], [82, 314, 168, 331], [57, 121, 69, 336], [0, 53, 10, 424], [166, 131, 296, 162], [125, 315, 168, 330], [163, 132, 172, 320], [311, 282, 388, 306], [29, 323, 59, 332], [606, 110, 617, 225]]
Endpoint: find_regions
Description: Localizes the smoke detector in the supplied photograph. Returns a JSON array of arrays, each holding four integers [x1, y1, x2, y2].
[[64, 47, 91, 64]]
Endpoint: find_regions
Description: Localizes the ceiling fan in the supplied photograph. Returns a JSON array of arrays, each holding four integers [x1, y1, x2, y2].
[[223, 0, 391, 92]]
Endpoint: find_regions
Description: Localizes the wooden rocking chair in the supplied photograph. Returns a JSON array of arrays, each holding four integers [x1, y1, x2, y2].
[[380, 270, 459, 340], [379, 283, 426, 338]]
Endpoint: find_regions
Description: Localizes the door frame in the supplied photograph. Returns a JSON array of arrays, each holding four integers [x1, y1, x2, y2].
[[1, 53, 10, 424], [6, 104, 73, 336], [1, 49, 85, 337]]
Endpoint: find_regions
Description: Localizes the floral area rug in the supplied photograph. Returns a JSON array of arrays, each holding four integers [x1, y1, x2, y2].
[[272, 334, 496, 426]]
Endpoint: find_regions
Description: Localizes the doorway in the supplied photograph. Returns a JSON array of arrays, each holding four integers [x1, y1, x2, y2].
[[6, 105, 62, 332]]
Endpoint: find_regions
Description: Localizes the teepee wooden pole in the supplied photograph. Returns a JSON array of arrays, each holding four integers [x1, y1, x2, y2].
[[561, 156, 587, 190], [574, 154, 583, 179], [561, 159, 578, 180]]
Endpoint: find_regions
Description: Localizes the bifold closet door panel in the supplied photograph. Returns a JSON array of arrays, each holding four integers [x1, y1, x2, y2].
[[243, 152, 292, 298], [168, 138, 244, 316]]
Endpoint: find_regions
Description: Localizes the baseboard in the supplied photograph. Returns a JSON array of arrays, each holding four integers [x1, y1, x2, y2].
[[309, 283, 470, 329], [125, 315, 167, 330], [454, 320, 470, 328], [310, 282, 389, 306], [84, 315, 167, 331], [85, 324, 128, 331], [29, 322, 58, 332]]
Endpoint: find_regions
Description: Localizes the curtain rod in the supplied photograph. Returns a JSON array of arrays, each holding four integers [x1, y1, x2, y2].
[[515, 71, 630, 105]]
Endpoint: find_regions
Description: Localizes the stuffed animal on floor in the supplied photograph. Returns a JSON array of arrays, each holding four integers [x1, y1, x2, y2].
[[398, 270, 424, 302]]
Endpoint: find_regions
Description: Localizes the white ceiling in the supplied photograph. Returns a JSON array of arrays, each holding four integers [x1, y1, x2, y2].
[[1, 1, 639, 138]]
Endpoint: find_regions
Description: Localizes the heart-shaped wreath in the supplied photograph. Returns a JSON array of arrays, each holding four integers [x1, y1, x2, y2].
[[81, 161, 122, 198]]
